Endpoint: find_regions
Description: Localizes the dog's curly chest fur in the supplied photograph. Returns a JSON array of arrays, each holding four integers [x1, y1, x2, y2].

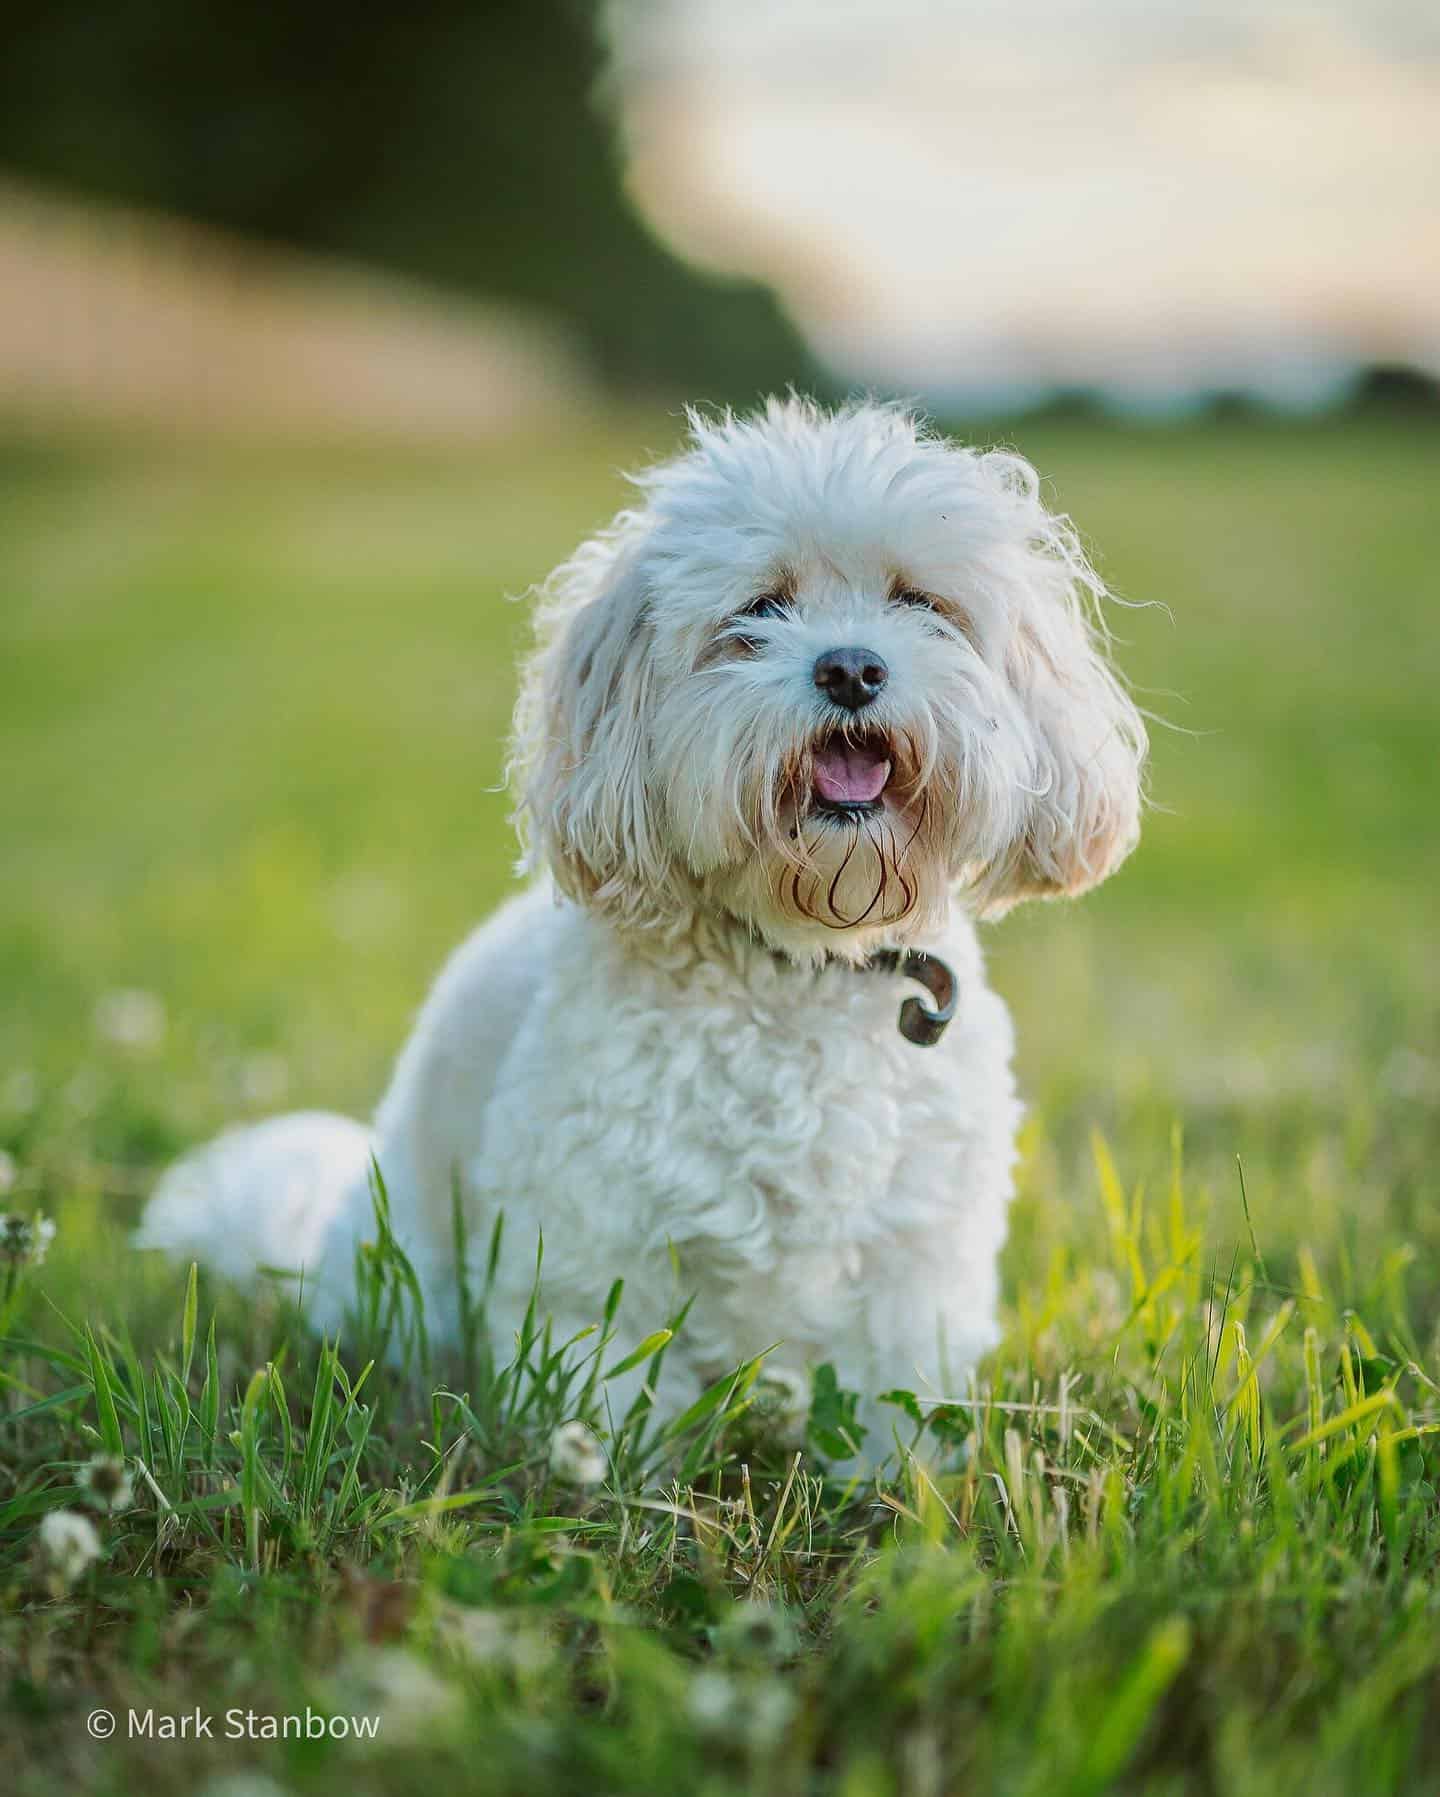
[[375, 886, 1022, 1405]]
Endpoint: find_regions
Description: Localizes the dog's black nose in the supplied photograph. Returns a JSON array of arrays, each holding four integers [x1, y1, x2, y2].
[[813, 646, 888, 712]]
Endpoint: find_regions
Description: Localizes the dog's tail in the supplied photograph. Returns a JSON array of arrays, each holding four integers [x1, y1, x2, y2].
[[136, 1111, 373, 1298]]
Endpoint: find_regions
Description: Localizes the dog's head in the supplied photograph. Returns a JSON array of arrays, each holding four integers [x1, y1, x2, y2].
[[512, 398, 1146, 960]]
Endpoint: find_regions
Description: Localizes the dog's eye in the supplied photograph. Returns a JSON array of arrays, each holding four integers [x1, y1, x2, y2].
[[890, 584, 977, 643], [742, 592, 791, 621], [715, 589, 794, 661]]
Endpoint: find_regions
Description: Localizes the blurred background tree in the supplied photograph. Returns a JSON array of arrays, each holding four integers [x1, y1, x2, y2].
[[0, 0, 815, 404]]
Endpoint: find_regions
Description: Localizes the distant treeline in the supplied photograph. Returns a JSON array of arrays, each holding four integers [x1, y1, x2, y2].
[[0, 0, 818, 405], [931, 365, 1440, 435]]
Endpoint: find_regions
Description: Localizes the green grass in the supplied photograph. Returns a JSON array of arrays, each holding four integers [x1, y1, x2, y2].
[[1, 412, 1437, 1795]]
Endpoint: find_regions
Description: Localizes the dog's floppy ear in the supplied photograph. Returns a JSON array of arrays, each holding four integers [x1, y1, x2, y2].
[[511, 529, 673, 928], [977, 610, 1147, 917]]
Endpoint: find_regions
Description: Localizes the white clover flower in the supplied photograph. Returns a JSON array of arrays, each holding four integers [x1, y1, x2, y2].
[[689, 1668, 795, 1751], [0, 1149, 16, 1196], [548, 1420, 608, 1487], [436, 1605, 510, 1667], [79, 1453, 134, 1514], [1, 1210, 56, 1268], [714, 1600, 799, 1662], [39, 1508, 102, 1583], [331, 1646, 462, 1745], [688, 1668, 743, 1736], [94, 988, 167, 1053], [751, 1364, 811, 1439], [744, 1681, 797, 1753], [435, 1604, 547, 1675]]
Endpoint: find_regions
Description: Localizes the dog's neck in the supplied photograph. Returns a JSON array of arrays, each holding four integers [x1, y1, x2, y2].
[[646, 903, 959, 1047]]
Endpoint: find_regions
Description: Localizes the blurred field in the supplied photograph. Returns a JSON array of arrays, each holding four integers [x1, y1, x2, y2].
[[3, 413, 1436, 1234], [3, 412, 1440, 1794]]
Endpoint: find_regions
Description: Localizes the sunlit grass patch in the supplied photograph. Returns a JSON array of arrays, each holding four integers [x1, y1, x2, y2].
[[5, 1116, 1440, 1795]]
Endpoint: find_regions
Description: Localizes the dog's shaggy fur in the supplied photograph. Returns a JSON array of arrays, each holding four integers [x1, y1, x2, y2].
[[139, 399, 1146, 1446]]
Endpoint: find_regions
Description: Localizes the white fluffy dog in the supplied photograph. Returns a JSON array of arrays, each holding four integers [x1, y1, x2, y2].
[[140, 398, 1146, 1451]]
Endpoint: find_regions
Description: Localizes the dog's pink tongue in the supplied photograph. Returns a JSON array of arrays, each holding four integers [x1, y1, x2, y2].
[[812, 742, 891, 804]]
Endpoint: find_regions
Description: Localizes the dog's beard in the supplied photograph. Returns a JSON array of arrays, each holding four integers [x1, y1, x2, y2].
[[781, 792, 931, 932], [774, 726, 934, 934], [699, 723, 964, 957]]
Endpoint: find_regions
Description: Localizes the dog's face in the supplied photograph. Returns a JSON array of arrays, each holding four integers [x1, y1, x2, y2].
[[514, 400, 1146, 960]]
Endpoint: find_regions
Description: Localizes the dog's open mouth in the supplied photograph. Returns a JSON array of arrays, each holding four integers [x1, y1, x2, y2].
[[811, 733, 892, 817]]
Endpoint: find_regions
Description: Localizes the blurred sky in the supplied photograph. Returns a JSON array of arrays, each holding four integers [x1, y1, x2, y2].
[[610, 0, 1440, 413]]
